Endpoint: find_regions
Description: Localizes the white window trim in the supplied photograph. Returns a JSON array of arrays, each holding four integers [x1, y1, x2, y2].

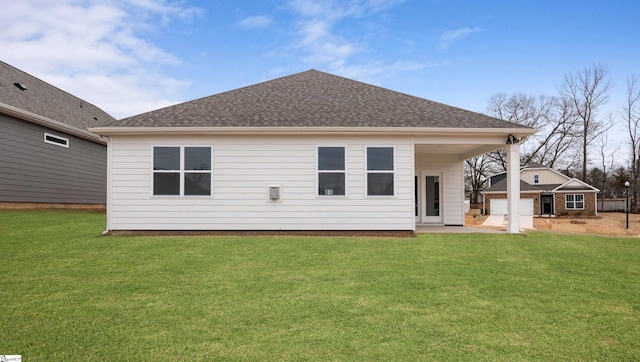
[[365, 145, 396, 197], [533, 174, 540, 184], [565, 193, 584, 210], [316, 145, 348, 197], [44, 132, 69, 148], [151, 145, 213, 197]]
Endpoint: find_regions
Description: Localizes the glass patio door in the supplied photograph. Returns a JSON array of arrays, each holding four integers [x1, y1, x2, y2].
[[415, 171, 443, 223]]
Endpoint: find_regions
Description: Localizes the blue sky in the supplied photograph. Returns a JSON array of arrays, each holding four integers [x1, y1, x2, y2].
[[1, 0, 638, 125]]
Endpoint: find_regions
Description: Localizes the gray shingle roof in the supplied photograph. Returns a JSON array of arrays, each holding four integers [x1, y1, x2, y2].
[[524, 162, 548, 169], [483, 179, 562, 193], [555, 185, 597, 192], [112, 70, 533, 129], [0, 61, 116, 130]]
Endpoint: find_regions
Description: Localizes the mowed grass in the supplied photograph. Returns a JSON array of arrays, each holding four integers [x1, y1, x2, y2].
[[1, 210, 639, 360]]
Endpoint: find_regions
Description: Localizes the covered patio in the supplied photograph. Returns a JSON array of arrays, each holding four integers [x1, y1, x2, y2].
[[412, 131, 533, 234]]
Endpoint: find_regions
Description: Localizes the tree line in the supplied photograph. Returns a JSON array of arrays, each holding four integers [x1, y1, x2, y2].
[[466, 64, 640, 212]]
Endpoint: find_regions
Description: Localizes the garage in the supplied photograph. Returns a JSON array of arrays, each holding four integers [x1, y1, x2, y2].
[[490, 198, 534, 216], [483, 198, 535, 230]]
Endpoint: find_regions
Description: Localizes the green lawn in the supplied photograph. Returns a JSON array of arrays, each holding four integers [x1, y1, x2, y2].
[[1, 210, 639, 360]]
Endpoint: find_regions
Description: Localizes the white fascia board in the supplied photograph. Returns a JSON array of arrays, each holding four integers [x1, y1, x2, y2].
[[0, 102, 106, 144], [89, 126, 538, 137]]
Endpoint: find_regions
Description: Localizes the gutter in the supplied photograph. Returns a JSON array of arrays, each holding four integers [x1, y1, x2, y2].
[[89, 126, 538, 138], [0, 102, 107, 145]]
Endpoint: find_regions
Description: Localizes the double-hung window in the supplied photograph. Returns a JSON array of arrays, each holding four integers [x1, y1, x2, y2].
[[565, 194, 584, 209], [366, 147, 394, 196], [153, 146, 212, 196], [317, 146, 345, 196], [533, 174, 540, 184]]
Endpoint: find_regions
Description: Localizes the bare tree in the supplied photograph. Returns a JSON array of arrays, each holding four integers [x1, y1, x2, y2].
[[592, 132, 618, 210], [559, 64, 613, 181], [486, 92, 579, 171], [533, 97, 581, 169], [464, 155, 494, 208], [624, 75, 640, 212]]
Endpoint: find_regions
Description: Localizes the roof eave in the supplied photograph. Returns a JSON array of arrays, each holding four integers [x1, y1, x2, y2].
[[89, 126, 538, 137], [481, 190, 543, 194], [0, 102, 106, 145]]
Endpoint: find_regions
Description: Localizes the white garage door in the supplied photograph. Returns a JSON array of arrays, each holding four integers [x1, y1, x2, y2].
[[491, 199, 534, 216]]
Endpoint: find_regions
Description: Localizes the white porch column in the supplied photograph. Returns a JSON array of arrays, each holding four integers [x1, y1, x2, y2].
[[506, 143, 521, 233]]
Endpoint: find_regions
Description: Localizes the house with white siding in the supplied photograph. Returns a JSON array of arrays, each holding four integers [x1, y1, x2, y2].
[[90, 70, 536, 233]]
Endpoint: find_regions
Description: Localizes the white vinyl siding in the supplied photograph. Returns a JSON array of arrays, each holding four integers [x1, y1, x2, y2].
[[108, 135, 414, 231], [521, 169, 569, 185], [414, 153, 464, 225]]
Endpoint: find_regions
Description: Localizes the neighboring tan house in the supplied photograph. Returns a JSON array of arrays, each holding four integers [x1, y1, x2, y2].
[[0, 61, 116, 207], [482, 163, 600, 216], [91, 70, 536, 233]]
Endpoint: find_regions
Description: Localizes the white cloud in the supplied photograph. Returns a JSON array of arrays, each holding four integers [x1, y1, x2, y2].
[[238, 15, 273, 29], [0, 0, 202, 119], [331, 60, 437, 81], [285, 0, 407, 68], [288, 0, 328, 17], [438, 27, 483, 51], [299, 20, 330, 45], [288, 0, 404, 19], [278, 0, 435, 81]]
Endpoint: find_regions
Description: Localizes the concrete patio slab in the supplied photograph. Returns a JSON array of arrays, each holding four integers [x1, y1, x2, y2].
[[415, 225, 506, 234]]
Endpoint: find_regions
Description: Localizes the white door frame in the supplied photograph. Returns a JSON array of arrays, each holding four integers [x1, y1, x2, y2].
[[415, 170, 444, 224]]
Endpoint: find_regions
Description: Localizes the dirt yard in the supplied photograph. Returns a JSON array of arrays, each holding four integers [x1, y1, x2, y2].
[[466, 210, 640, 236]]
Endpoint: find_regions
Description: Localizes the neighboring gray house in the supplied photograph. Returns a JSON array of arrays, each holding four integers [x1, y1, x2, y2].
[[0, 61, 116, 207]]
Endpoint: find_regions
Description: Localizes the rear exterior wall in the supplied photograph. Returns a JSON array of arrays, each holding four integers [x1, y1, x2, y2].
[[0, 114, 106, 204], [107, 134, 416, 231]]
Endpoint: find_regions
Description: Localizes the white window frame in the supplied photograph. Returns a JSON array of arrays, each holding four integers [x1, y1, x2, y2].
[[365, 146, 395, 197], [151, 145, 213, 197], [44, 132, 69, 148], [317, 146, 347, 197], [565, 194, 584, 210], [533, 174, 540, 184]]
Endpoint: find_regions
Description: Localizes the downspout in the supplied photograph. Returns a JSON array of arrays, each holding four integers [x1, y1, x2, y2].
[[101, 135, 112, 235]]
